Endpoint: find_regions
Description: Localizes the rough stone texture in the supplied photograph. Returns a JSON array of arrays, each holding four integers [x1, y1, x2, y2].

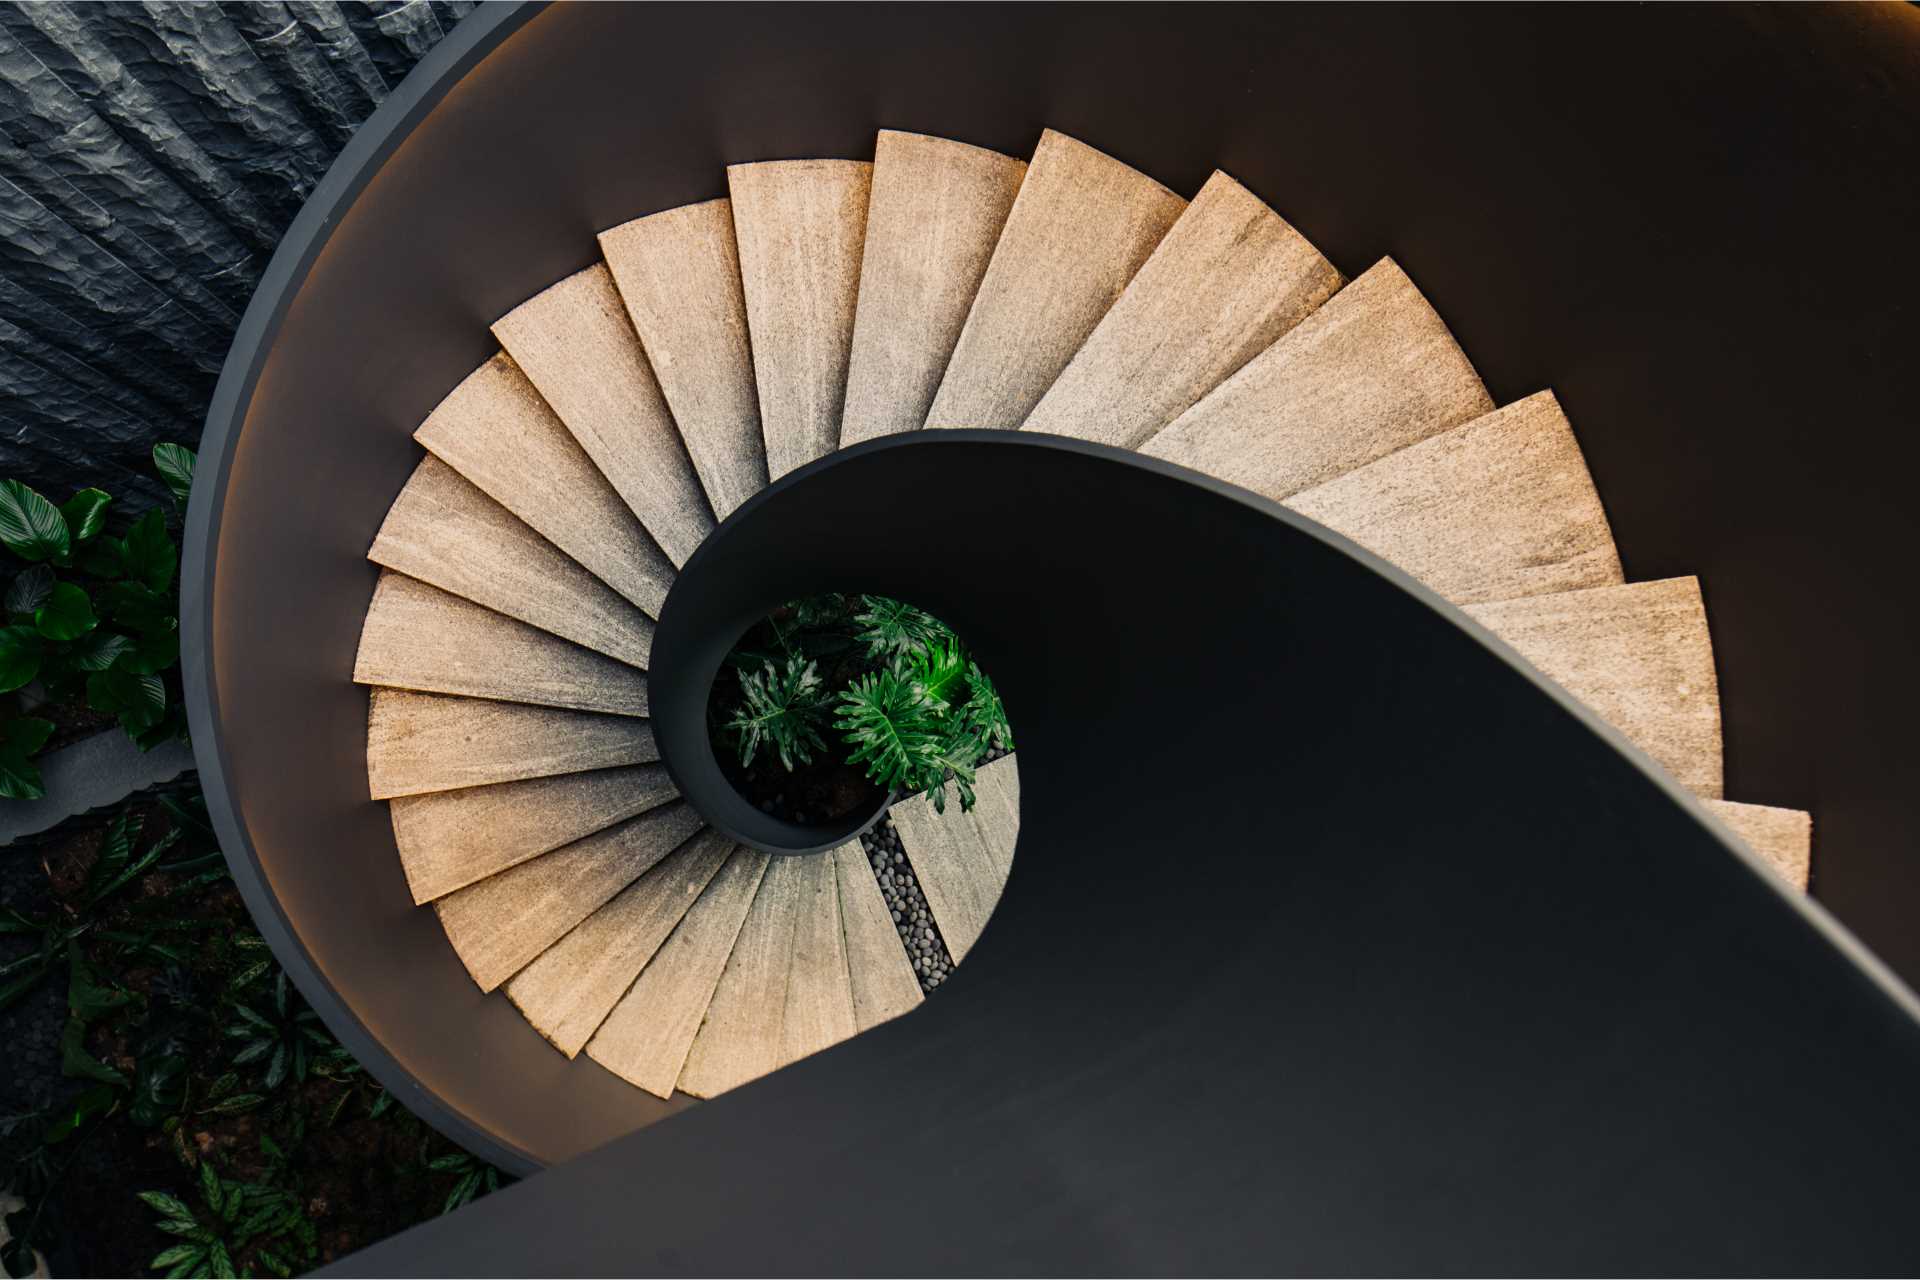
[[1023, 170, 1343, 448], [365, 689, 656, 800], [492, 264, 714, 565], [414, 352, 675, 617], [832, 841, 923, 1031], [434, 800, 704, 991], [890, 756, 1020, 963], [586, 848, 770, 1098], [1704, 799, 1812, 891], [676, 853, 810, 1099], [1285, 391, 1625, 606], [774, 850, 858, 1068], [0, 730, 195, 844], [368, 455, 655, 667], [598, 200, 767, 519], [353, 571, 650, 716], [1465, 577, 1724, 797], [840, 130, 1026, 446], [388, 764, 679, 904], [728, 159, 872, 478], [505, 829, 734, 1056], [1142, 258, 1493, 499], [925, 129, 1185, 430]]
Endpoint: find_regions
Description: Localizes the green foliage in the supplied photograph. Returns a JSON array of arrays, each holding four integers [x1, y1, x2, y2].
[[852, 594, 947, 663], [424, 1150, 501, 1215], [725, 655, 828, 771], [138, 1158, 318, 1279], [225, 973, 332, 1092]]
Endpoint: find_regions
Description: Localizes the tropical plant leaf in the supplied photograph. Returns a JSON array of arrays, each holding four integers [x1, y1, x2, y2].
[[834, 668, 944, 794], [34, 582, 97, 642], [120, 508, 177, 593], [138, 1191, 197, 1222], [0, 717, 53, 800], [153, 444, 196, 508], [86, 667, 166, 735], [727, 656, 827, 771], [0, 480, 70, 563], [5, 564, 54, 615], [60, 488, 112, 544], [853, 594, 948, 662], [0, 624, 43, 693], [66, 628, 135, 672]]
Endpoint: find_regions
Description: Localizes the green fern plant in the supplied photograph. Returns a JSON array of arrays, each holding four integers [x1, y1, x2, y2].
[[726, 655, 828, 770]]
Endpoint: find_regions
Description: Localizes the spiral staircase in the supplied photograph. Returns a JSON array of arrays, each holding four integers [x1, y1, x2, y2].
[[183, 4, 1920, 1273]]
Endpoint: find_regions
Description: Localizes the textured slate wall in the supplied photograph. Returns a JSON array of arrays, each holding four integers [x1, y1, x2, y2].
[[0, 0, 474, 505]]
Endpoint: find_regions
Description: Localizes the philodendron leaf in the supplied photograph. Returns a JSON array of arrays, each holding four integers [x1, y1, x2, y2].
[[68, 630, 135, 672], [0, 624, 44, 693], [0, 480, 70, 563], [60, 488, 112, 544], [0, 717, 53, 800], [35, 582, 97, 642], [5, 564, 54, 616], [120, 509, 177, 594], [153, 444, 195, 509]]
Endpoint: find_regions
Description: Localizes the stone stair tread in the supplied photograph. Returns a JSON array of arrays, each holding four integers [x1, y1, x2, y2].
[[505, 829, 735, 1057], [1704, 799, 1812, 891], [833, 841, 923, 1031], [434, 800, 705, 991], [599, 200, 767, 519], [891, 755, 1020, 963], [366, 690, 656, 799], [353, 571, 649, 716], [729, 159, 873, 479], [586, 848, 771, 1099], [676, 853, 811, 1099], [1024, 170, 1343, 448], [492, 264, 714, 565], [841, 130, 1026, 447], [1465, 577, 1723, 797], [369, 455, 655, 667], [390, 765, 678, 904], [1285, 391, 1625, 606], [1142, 258, 1493, 499], [926, 129, 1186, 430], [774, 850, 859, 1068], [413, 353, 675, 617]]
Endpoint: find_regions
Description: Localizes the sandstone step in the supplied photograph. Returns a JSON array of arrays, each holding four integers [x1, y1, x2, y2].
[[840, 130, 1026, 447], [505, 829, 735, 1056], [1704, 799, 1812, 891], [390, 764, 679, 904], [925, 129, 1185, 430], [1285, 391, 1625, 606], [891, 755, 1020, 963], [833, 841, 923, 1031], [729, 159, 873, 479], [366, 690, 656, 799], [599, 200, 767, 519], [1465, 577, 1723, 797], [774, 850, 858, 1068], [354, 571, 649, 716], [413, 353, 675, 617], [586, 847, 771, 1098], [434, 800, 704, 991], [492, 265, 714, 565], [1023, 170, 1343, 448], [369, 456, 655, 667], [1141, 258, 1492, 499], [676, 853, 811, 1098]]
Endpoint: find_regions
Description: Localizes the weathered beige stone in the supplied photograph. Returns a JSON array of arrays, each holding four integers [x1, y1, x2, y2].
[[677, 853, 810, 1098], [1142, 258, 1492, 498], [1285, 391, 1625, 606], [586, 848, 770, 1098], [833, 841, 922, 1031], [841, 131, 1026, 446], [505, 829, 734, 1056], [390, 764, 679, 903], [353, 571, 649, 716], [434, 800, 704, 991], [414, 353, 675, 616], [492, 265, 713, 565], [1024, 170, 1342, 448], [775, 851, 858, 1068], [599, 201, 767, 518], [729, 160, 872, 478], [366, 689, 656, 799], [1465, 578, 1723, 797], [1704, 799, 1812, 891], [892, 755, 1020, 962], [926, 129, 1185, 430], [369, 456, 655, 667]]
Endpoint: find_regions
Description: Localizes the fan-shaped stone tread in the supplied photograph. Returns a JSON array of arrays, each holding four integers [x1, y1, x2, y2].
[[676, 853, 812, 1099], [841, 130, 1026, 446], [1286, 390, 1625, 606], [833, 841, 923, 1031], [1465, 577, 1723, 797], [729, 159, 872, 479], [1142, 257, 1492, 499], [353, 571, 649, 716], [413, 353, 675, 617], [390, 764, 678, 904], [774, 851, 859, 1068], [368, 455, 654, 667], [892, 755, 1020, 963], [926, 129, 1185, 430], [492, 265, 713, 565], [598, 200, 767, 519], [1705, 799, 1812, 891], [1024, 169, 1343, 448], [366, 690, 656, 800], [505, 829, 735, 1057]]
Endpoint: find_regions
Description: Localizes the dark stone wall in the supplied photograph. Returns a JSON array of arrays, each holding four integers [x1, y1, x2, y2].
[[0, 0, 473, 505]]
